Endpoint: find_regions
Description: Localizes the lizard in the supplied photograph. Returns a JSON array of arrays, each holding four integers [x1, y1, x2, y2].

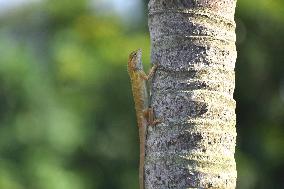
[[127, 49, 159, 189]]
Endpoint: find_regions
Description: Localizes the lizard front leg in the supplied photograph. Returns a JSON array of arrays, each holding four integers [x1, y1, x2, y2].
[[140, 64, 158, 81]]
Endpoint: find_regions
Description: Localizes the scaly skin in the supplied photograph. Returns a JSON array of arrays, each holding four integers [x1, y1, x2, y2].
[[128, 49, 157, 189]]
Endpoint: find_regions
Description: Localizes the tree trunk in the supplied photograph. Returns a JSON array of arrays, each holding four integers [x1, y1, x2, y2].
[[146, 0, 237, 188]]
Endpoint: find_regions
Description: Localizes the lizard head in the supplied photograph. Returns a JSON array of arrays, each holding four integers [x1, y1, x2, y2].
[[128, 49, 142, 71]]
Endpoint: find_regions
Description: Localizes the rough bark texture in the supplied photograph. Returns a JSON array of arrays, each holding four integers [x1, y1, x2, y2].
[[146, 0, 237, 188]]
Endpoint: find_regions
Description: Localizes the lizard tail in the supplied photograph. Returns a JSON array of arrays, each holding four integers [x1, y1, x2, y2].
[[139, 147, 145, 189], [139, 125, 146, 189]]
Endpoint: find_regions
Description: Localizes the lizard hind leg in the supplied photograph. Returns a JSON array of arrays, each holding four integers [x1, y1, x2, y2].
[[143, 107, 161, 126]]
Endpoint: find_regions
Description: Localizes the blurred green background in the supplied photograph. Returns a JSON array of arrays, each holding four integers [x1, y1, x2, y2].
[[0, 0, 283, 189]]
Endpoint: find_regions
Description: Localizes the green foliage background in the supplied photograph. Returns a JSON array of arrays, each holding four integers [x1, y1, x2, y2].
[[0, 0, 283, 189]]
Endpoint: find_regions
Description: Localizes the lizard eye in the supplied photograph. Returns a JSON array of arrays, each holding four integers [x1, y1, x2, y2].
[[131, 54, 137, 60]]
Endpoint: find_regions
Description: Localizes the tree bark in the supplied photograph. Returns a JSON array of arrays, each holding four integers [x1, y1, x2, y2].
[[146, 0, 237, 188]]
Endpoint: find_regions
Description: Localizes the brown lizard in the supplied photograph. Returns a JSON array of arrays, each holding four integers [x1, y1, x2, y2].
[[127, 49, 158, 189]]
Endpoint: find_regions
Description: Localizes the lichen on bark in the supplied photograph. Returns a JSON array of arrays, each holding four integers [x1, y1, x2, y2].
[[146, 0, 237, 188]]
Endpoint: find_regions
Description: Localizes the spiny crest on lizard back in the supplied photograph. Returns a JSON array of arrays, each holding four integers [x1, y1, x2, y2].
[[128, 49, 143, 72]]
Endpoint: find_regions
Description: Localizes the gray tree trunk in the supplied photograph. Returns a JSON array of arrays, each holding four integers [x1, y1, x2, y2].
[[146, 0, 237, 188]]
